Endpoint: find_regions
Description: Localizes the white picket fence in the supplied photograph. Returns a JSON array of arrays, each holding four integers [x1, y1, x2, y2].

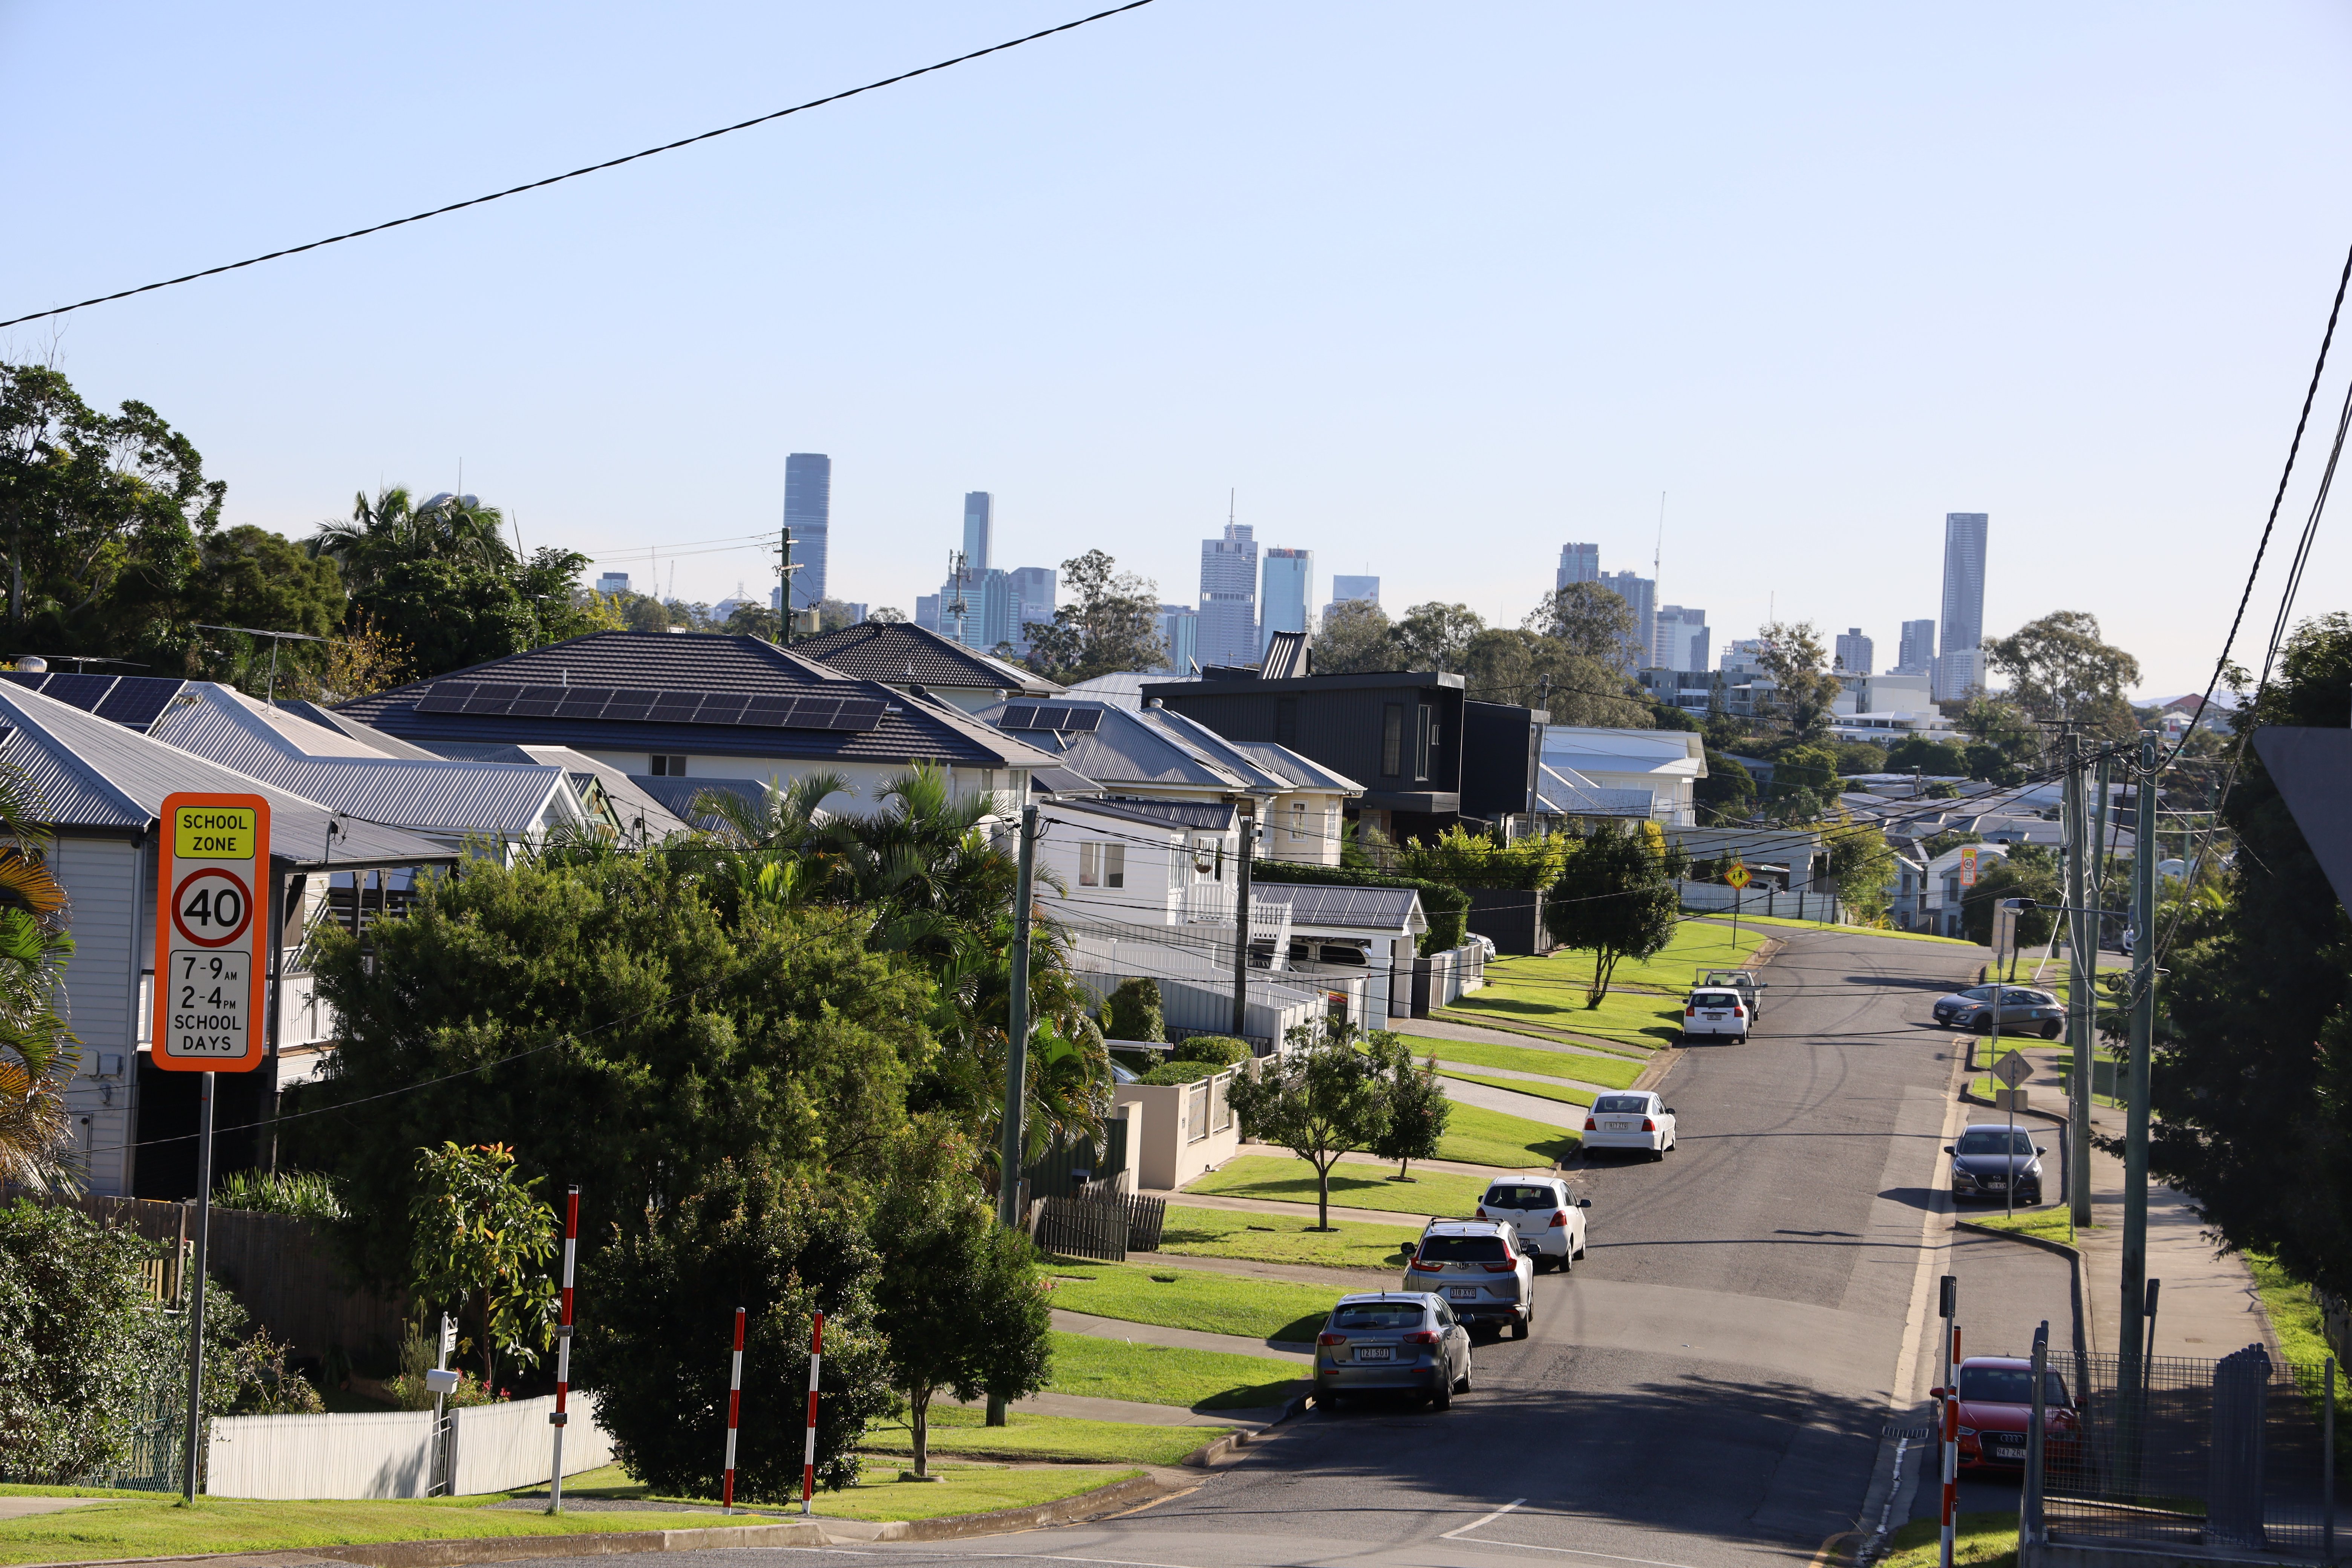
[[205, 1392, 615, 1499]]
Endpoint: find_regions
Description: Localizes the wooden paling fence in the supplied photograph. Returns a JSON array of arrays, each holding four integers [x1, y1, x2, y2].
[[1030, 1175, 1168, 1263]]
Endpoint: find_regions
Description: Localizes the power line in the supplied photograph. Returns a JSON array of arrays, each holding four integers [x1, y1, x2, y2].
[[0, 0, 1161, 332]]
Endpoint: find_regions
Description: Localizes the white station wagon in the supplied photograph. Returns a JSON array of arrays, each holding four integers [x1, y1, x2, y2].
[[1582, 1090, 1678, 1160]]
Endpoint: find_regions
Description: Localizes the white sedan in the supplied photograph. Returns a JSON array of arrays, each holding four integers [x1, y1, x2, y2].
[[1582, 1091, 1678, 1161]]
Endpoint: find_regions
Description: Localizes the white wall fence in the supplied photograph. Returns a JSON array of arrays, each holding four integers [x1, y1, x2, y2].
[[1072, 964, 1331, 1054], [205, 1392, 615, 1500], [1676, 880, 1845, 925]]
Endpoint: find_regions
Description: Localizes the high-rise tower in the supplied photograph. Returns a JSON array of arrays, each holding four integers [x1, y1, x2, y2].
[[962, 492, 993, 576], [1936, 513, 1988, 700], [1260, 548, 1313, 656], [784, 453, 831, 613], [1557, 543, 1600, 590], [1198, 519, 1259, 668]]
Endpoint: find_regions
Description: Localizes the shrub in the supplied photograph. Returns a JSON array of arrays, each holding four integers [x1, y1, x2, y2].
[[1139, 1059, 1223, 1085], [1166, 1034, 1250, 1067], [0, 1199, 157, 1483], [214, 1169, 348, 1224], [1101, 977, 1165, 1043]]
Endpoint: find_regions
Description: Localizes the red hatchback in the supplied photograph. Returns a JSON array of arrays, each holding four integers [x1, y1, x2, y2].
[[1933, 1356, 2078, 1473]]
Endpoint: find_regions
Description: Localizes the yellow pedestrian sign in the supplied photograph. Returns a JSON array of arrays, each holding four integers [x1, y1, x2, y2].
[[1725, 861, 1751, 890]]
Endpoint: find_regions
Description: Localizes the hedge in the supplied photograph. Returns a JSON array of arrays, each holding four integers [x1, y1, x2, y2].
[[1139, 1058, 1224, 1085], [1251, 861, 1470, 956]]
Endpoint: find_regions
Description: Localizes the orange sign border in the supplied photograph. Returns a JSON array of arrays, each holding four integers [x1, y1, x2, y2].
[[150, 792, 271, 1074]]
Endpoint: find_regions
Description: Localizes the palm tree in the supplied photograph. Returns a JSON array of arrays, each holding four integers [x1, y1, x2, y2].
[[0, 757, 75, 1189], [308, 485, 515, 591]]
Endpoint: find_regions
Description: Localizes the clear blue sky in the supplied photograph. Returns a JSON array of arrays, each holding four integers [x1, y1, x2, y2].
[[5, 2, 2349, 695]]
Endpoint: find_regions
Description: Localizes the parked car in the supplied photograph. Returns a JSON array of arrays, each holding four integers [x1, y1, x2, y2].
[[1400, 1219, 1536, 1338], [1698, 968, 1767, 1020], [1946, 1123, 2046, 1205], [1582, 1091, 1678, 1160], [1474, 1177, 1590, 1271], [1681, 987, 1751, 1044], [1932, 1355, 2079, 1473], [1313, 1292, 1473, 1410], [1931, 985, 2064, 1038]]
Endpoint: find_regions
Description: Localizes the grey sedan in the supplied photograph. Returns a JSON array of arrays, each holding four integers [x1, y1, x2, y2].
[[1932, 985, 2063, 1038], [1314, 1292, 1473, 1410]]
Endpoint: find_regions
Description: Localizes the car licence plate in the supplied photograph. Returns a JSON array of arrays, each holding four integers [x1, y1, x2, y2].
[[1354, 1346, 1393, 1362], [1703, 1012, 1725, 1019], [1605, 1121, 1634, 1130], [1449, 1286, 1478, 1300], [1984, 1178, 2007, 1189]]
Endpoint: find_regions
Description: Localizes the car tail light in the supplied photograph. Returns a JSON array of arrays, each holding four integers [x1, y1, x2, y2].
[[1548, 1210, 1570, 1227], [1684, 1006, 1695, 1017], [1410, 1259, 1442, 1272], [1318, 1332, 1348, 1346], [1474, 1206, 1487, 1219], [1732, 1006, 1744, 1017], [1584, 1116, 1597, 1130], [1406, 1330, 1440, 1346], [1642, 1118, 1657, 1132], [1482, 1259, 1516, 1272]]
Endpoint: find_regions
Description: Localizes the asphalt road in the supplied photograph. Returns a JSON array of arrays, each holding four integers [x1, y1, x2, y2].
[[546, 928, 1990, 1568]]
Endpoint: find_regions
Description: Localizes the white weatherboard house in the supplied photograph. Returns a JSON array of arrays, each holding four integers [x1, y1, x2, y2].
[[1539, 726, 1707, 826]]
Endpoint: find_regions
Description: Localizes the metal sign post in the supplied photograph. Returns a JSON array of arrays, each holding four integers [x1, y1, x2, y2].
[[1990, 1050, 2034, 1217], [150, 793, 271, 1502], [1726, 861, 1750, 946]]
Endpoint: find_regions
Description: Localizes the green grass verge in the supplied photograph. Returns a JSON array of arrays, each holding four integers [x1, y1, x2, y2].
[[1436, 1069, 1595, 1109], [1044, 1331, 1303, 1410], [0, 1494, 715, 1566], [1438, 984, 1684, 1052], [1155, 1204, 1421, 1270], [1964, 1206, 2075, 1246], [1697, 912, 1980, 946], [553, 1459, 1142, 1522], [1400, 1033, 1645, 1087], [1188, 1155, 1487, 1217], [1966, 1073, 2109, 1110], [1043, 1261, 1335, 1343], [1434, 1099, 1579, 1168], [2248, 1250, 2332, 1368], [858, 1407, 1217, 1467], [1496, 920, 1768, 996], [1880, 1511, 2018, 1568]]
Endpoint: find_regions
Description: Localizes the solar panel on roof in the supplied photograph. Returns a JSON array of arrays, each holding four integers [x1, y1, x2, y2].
[[1000, 704, 1040, 729], [394, 679, 888, 733], [0, 671, 47, 693], [1060, 708, 1103, 733], [554, 689, 612, 720], [698, 693, 749, 724], [415, 681, 479, 713], [43, 673, 118, 712], [787, 697, 840, 729], [831, 698, 887, 732], [94, 678, 184, 730], [462, 688, 519, 716], [602, 690, 655, 718], [647, 692, 703, 722]]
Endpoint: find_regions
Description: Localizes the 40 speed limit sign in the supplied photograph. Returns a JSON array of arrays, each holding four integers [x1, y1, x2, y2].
[[150, 793, 271, 1073]]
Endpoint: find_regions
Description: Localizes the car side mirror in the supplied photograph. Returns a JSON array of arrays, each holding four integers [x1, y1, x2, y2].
[[1929, 1387, 1947, 1400], [1399, 1242, 1416, 1259], [2034, 1146, 2048, 1156], [1943, 1145, 1956, 1155], [1578, 1198, 1592, 1208], [1664, 1108, 1676, 1117]]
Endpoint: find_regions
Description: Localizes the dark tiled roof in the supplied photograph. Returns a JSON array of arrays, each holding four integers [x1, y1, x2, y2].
[[334, 632, 1060, 770], [792, 621, 1059, 694]]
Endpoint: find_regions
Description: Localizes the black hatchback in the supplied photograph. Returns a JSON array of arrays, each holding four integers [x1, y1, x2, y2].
[[1932, 985, 2063, 1038], [1947, 1124, 2046, 1204]]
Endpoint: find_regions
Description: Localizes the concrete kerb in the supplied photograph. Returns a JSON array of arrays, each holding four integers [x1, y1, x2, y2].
[[1179, 1386, 1314, 1468]]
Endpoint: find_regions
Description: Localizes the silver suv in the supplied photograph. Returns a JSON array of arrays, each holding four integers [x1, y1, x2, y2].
[[1400, 1219, 1536, 1338], [1312, 1292, 1472, 1410]]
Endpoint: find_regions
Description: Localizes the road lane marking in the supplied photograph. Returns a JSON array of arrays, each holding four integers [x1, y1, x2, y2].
[[1441, 1499, 1528, 1539]]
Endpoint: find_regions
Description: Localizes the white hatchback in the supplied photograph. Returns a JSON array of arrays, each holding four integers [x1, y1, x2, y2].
[[1582, 1090, 1678, 1160], [1681, 988, 1751, 1043], [1474, 1176, 1589, 1272]]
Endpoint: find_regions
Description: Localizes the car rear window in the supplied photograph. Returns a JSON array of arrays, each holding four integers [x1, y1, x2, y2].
[[1416, 1235, 1509, 1263], [1959, 1366, 2070, 1406], [1690, 992, 1739, 1007], [1594, 1095, 1649, 1113], [1332, 1302, 1425, 1330], [1483, 1185, 1557, 1210]]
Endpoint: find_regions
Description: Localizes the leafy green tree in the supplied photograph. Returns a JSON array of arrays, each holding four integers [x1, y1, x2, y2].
[[1022, 550, 1163, 680], [309, 486, 515, 590], [581, 1165, 895, 1499], [1885, 736, 1971, 776], [723, 602, 783, 641], [1101, 977, 1165, 1043], [1546, 825, 1681, 1006], [1983, 611, 2142, 738], [1390, 602, 1485, 673], [1312, 598, 1396, 675], [1823, 816, 1899, 925], [0, 756, 73, 1189], [0, 1199, 154, 1482], [1525, 582, 1640, 663], [409, 1141, 559, 1389], [1958, 847, 2060, 952], [184, 525, 347, 693], [1460, 625, 1649, 724], [1755, 620, 1842, 736], [1695, 751, 1756, 825], [1225, 1022, 1390, 1229], [1165, 1033, 1250, 1067], [874, 1156, 1052, 1475], [1366, 1033, 1451, 1180], [0, 360, 225, 666]]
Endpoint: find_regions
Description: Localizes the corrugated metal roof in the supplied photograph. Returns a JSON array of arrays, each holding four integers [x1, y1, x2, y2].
[[335, 631, 1061, 769], [975, 699, 1256, 794], [1227, 739, 1365, 795], [1051, 796, 1234, 832], [274, 700, 452, 760], [1252, 882, 1426, 934], [794, 621, 1062, 694], [514, 747, 694, 839], [1535, 763, 1654, 819], [0, 682, 452, 866], [147, 685, 571, 836]]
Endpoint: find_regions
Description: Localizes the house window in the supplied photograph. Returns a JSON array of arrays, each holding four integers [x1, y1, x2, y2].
[[1415, 704, 1432, 782], [1079, 843, 1125, 889], [1276, 698, 1298, 746], [1381, 704, 1404, 776], [651, 755, 688, 776], [1291, 800, 1306, 842]]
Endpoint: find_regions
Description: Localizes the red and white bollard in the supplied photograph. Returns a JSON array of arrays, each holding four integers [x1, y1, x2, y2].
[[547, 1185, 581, 1514], [1942, 1322, 1962, 1568], [801, 1312, 824, 1516], [721, 1308, 746, 1513]]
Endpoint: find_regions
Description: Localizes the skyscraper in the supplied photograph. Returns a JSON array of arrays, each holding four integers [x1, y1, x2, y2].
[[1557, 543, 1600, 589], [784, 454, 831, 613], [594, 571, 630, 597], [1157, 605, 1200, 674], [1260, 548, 1313, 656], [1896, 619, 1937, 675], [1328, 574, 1380, 613], [1653, 606, 1710, 673], [1834, 628, 1874, 675], [1600, 569, 1656, 670], [1936, 513, 1988, 700], [1198, 522, 1259, 668], [1007, 565, 1057, 652], [962, 492, 993, 576]]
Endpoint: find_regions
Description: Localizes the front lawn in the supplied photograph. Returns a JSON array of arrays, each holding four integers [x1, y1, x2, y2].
[[1880, 1511, 2018, 1568], [1187, 1156, 1487, 1217], [1440, 983, 1684, 1052], [1043, 1331, 1303, 1410], [1699, 913, 1978, 946], [1044, 1261, 1335, 1344], [1511, 920, 1767, 996], [1437, 1069, 1595, 1109], [1398, 1033, 1645, 1088], [554, 1459, 1142, 1522], [1434, 1100, 1579, 1168], [858, 1407, 1218, 1467], [1154, 1204, 1421, 1270]]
